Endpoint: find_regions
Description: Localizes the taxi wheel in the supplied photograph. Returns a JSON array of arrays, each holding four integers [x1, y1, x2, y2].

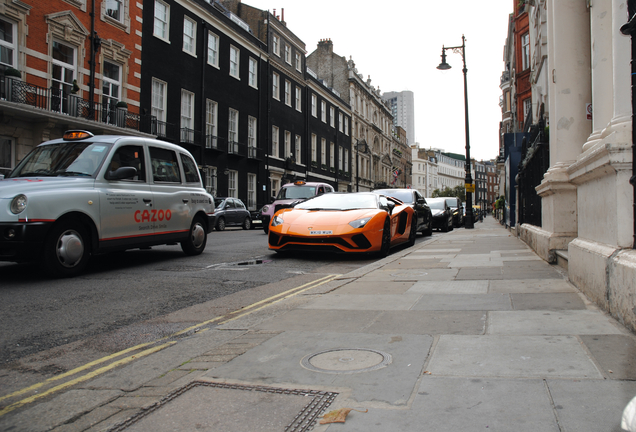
[[407, 215, 417, 247], [215, 217, 226, 231], [377, 217, 391, 257], [242, 217, 251, 230], [181, 216, 207, 256], [43, 220, 90, 277]]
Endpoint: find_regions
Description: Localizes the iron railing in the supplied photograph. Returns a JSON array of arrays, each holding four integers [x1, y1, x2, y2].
[[1, 75, 168, 136], [517, 119, 549, 227]]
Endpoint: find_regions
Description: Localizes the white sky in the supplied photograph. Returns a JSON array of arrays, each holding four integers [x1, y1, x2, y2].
[[243, 0, 513, 161]]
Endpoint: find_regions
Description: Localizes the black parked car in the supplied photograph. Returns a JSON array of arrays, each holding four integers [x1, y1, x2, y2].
[[373, 188, 433, 236], [213, 198, 252, 230], [426, 197, 454, 232], [446, 197, 464, 227]]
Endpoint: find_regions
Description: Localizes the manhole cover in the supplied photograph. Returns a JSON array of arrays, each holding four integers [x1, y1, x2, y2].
[[301, 348, 392, 374]]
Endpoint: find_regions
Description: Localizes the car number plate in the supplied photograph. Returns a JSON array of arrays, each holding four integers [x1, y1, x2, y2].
[[310, 230, 332, 235]]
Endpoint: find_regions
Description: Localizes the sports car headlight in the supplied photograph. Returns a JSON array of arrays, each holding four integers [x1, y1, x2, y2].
[[10, 194, 27, 214], [271, 214, 284, 227], [349, 217, 372, 229]]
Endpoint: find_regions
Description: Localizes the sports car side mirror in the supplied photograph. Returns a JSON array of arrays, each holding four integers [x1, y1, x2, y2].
[[384, 201, 396, 215]]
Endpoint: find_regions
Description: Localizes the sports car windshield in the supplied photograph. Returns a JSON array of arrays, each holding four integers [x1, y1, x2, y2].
[[10, 142, 111, 178], [295, 193, 377, 211], [375, 189, 413, 203]]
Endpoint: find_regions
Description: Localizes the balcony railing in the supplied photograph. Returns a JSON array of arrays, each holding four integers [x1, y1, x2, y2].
[[1, 75, 164, 136]]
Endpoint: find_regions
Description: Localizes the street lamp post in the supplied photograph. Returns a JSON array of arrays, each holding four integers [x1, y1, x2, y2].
[[437, 35, 474, 229]]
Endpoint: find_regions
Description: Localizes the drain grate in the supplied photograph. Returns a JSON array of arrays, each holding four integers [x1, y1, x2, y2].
[[106, 381, 337, 432]]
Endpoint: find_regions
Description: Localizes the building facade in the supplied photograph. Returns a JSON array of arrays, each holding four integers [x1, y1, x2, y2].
[[306, 39, 395, 192], [0, 0, 148, 177], [411, 146, 439, 198], [514, 0, 636, 333], [382, 90, 415, 147]]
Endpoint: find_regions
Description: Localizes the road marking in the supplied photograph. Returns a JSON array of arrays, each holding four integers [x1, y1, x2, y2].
[[0, 274, 339, 417], [173, 274, 340, 336], [0, 342, 154, 404], [0, 342, 175, 417]]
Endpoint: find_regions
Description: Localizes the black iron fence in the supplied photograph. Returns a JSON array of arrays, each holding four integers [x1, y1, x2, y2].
[[1, 75, 164, 136], [517, 120, 549, 227]]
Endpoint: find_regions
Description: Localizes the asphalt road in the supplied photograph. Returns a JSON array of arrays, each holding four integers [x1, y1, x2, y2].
[[0, 228, 419, 365]]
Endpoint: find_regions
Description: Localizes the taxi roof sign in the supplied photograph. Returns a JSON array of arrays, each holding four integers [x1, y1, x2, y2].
[[63, 130, 94, 140]]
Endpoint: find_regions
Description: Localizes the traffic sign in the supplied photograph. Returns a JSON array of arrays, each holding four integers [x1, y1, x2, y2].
[[465, 183, 475, 193]]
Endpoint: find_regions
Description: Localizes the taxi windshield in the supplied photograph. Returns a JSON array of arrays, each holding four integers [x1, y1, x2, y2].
[[277, 185, 317, 200], [10, 141, 111, 178]]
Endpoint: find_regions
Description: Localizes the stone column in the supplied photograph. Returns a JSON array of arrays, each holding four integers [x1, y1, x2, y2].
[[583, 0, 614, 151], [533, 0, 592, 259]]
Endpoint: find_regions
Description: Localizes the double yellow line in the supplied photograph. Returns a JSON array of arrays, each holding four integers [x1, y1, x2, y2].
[[0, 274, 340, 417]]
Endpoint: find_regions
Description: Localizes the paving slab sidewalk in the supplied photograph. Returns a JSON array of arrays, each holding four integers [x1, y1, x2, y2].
[[2, 217, 636, 432]]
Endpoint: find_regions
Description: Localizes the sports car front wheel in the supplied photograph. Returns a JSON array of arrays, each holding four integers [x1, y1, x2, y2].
[[377, 217, 391, 257], [408, 214, 417, 247]]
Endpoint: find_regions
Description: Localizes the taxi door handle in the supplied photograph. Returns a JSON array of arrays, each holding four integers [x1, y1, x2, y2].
[[143, 199, 152, 206], [182, 199, 189, 204]]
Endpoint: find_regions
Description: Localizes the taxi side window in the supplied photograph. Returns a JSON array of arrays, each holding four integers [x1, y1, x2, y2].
[[150, 147, 181, 183], [180, 153, 200, 184], [109, 145, 146, 182], [317, 187, 324, 195]]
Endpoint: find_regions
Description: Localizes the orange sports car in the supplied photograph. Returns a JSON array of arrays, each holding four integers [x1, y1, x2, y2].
[[267, 192, 417, 256]]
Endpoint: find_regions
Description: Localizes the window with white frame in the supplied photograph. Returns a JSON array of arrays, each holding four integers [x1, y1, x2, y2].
[[272, 72, 279, 100], [321, 101, 326, 122], [183, 17, 196, 54], [272, 125, 279, 157], [272, 34, 279, 56], [344, 149, 349, 172], [329, 107, 335, 127], [271, 178, 280, 198], [284, 80, 291, 106], [248, 116, 257, 156], [51, 41, 76, 113], [102, 60, 121, 111], [153, 0, 169, 41], [344, 117, 349, 136], [285, 131, 291, 159], [105, 0, 125, 22], [295, 87, 301, 112], [338, 146, 343, 170], [152, 78, 167, 135], [295, 135, 301, 164], [311, 94, 317, 117], [311, 134, 317, 163], [207, 32, 219, 67], [204, 166, 217, 195], [247, 173, 256, 210], [228, 108, 238, 146], [248, 57, 257, 88], [205, 99, 217, 148], [229, 45, 240, 79], [330, 142, 334, 168], [228, 170, 237, 197], [338, 113, 343, 132], [284, 45, 291, 64], [0, 17, 17, 68], [521, 32, 530, 70], [321, 138, 326, 166], [295, 52, 301, 71], [181, 90, 194, 142]]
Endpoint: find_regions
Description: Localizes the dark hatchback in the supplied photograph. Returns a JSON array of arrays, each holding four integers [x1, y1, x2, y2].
[[213, 198, 253, 230], [426, 197, 454, 232], [373, 188, 433, 236]]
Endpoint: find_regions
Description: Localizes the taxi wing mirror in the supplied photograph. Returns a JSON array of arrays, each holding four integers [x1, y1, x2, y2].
[[106, 166, 137, 180]]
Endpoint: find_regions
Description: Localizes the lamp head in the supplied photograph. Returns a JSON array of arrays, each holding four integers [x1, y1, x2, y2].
[[437, 49, 451, 70]]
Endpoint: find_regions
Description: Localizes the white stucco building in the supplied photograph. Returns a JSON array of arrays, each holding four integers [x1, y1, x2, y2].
[[519, 0, 636, 333]]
